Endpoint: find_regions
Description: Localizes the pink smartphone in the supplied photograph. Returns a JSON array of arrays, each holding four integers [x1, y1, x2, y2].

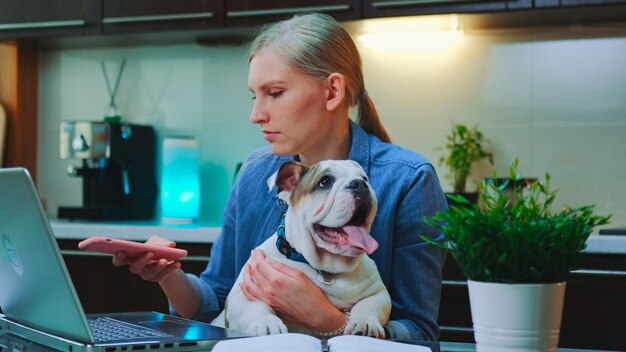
[[78, 236, 188, 261]]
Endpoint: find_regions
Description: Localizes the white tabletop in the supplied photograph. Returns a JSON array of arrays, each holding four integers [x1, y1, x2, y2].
[[584, 234, 626, 255], [50, 220, 220, 243]]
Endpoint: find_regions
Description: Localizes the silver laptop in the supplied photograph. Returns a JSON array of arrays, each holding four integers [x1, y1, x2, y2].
[[0, 168, 248, 351]]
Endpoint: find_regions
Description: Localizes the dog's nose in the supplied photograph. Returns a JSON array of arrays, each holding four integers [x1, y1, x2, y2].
[[348, 179, 368, 192]]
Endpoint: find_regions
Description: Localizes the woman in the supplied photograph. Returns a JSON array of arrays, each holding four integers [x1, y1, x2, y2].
[[114, 13, 447, 341]]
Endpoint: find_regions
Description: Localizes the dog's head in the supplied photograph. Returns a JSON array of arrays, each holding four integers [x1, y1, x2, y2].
[[268, 160, 378, 273]]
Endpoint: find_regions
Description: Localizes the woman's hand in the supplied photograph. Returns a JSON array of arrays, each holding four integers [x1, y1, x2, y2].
[[112, 236, 181, 282], [239, 249, 346, 332]]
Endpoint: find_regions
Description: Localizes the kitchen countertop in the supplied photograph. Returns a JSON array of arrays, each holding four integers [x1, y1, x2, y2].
[[50, 220, 626, 255], [582, 234, 626, 255], [50, 220, 220, 243]]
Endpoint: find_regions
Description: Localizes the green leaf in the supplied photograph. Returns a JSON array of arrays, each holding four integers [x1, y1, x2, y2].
[[422, 159, 612, 283], [438, 123, 494, 193]]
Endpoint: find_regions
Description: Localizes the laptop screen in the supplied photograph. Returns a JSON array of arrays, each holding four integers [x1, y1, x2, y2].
[[0, 168, 95, 343]]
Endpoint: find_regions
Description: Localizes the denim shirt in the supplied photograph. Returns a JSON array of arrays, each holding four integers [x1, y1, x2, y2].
[[181, 121, 448, 341]]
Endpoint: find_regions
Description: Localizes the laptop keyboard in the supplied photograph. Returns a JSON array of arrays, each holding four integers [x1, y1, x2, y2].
[[88, 317, 173, 342]]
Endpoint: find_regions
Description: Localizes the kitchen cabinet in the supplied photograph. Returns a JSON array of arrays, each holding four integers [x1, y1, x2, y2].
[[101, 0, 223, 35], [363, 0, 532, 19], [559, 254, 626, 351], [225, 0, 361, 27], [439, 253, 626, 351], [0, 0, 99, 40], [1, 0, 624, 43], [537, 0, 626, 8], [561, 0, 626, 4]]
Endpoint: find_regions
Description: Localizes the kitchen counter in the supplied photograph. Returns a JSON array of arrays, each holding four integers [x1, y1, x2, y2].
[[50, 220, 219, 243], [583, 234, 626, 255], [50, 221, 626, 254]]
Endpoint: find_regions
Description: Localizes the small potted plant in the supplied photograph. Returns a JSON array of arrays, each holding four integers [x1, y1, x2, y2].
[[438, 123, 493, 203], [423, 159, 610, 352]]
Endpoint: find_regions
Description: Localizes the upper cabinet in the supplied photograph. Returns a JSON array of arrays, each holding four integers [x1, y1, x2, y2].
[[536, 0, 626, 7], [363, 0, 532, 18], [102, 0, 223, 34], [225, 0, 361, 27], [2, 0, 625, 42], [0, 0, 99, 40]]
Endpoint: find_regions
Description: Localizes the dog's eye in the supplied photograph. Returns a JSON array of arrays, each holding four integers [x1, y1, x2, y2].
[[318, 176, 334, 189]]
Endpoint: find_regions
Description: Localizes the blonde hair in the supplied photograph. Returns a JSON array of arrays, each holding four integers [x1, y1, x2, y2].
[[248, 13, 391, 143]]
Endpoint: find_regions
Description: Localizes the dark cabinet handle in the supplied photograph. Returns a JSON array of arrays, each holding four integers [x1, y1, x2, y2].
[[102, 12, 214, 24], [442, 280, 468, 286], [371, 0, 484, 8], [227, 5, 350, 18], [440, 325, 474, 333], [570, 269, 626, 278], [0, 19, 85, 30], [442, 270, 626, 283], [61, 249, 210, 263]]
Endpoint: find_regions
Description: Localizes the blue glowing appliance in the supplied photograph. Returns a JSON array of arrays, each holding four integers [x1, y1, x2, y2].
[[161, 137, 200, 224]]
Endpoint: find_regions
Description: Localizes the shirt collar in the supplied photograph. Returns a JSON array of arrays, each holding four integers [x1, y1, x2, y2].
[[275, 213, 309, 264], [348, 120, 371, 175]]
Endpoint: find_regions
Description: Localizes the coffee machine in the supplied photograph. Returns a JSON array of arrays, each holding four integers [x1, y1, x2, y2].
[[58, 121, 157, 221]]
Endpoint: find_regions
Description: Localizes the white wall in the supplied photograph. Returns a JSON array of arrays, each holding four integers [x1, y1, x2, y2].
[[37, 18, 626, 228], [38, 44, 260, 226]]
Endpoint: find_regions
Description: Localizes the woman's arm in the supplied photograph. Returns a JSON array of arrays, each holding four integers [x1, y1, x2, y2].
[[115, 226, 237, 322], [180, 169, 243, 323], [159, 269, 201, 319], [112, 237, 201, 318]]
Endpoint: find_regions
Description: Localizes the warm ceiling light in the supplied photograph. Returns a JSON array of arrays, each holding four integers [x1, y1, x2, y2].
[[357, 30, 463, 51], [355, 14, 464, 52]]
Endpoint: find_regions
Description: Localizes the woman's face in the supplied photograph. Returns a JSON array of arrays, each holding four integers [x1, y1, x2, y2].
[[248, 48, 334, 157]]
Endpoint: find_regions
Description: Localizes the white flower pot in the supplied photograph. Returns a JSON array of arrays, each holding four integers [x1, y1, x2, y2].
[[467, 280, 566, 352]]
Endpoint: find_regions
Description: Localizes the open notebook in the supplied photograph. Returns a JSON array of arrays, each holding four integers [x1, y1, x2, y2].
[[211, 333, 433, 352]]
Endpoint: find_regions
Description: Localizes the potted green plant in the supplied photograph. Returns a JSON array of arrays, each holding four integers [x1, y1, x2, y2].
[[438, 123, 494, 201], [423, 159, 610, 352]]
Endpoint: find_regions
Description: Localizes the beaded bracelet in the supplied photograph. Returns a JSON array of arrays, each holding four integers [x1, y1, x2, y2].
[[314, 311, 351, 340]]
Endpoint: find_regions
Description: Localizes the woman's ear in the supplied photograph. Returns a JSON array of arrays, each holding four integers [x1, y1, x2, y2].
[[325, 73, 346, 112]]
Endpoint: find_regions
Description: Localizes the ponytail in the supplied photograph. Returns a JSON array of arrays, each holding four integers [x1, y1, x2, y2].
[[357, 91, 391, 143]]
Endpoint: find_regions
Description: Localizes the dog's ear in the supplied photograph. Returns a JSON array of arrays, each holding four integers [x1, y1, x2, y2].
[[267, 161, 307, 203], [276, 161, 307, 193], [267, 160, 307, 204]]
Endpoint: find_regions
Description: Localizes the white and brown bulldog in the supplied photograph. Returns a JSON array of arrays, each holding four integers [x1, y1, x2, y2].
[[223, 160, 391, 338]]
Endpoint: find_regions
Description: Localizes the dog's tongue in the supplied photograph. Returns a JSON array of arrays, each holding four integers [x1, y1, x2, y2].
[[342, 225, 378, 254]]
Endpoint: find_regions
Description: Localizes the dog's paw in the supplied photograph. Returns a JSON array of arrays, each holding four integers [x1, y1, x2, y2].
[[245, 315, 288, 335], [344, 316, 385, 339]]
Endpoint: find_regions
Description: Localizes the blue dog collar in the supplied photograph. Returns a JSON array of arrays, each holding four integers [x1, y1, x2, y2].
[[275, 213, 309, 265]]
